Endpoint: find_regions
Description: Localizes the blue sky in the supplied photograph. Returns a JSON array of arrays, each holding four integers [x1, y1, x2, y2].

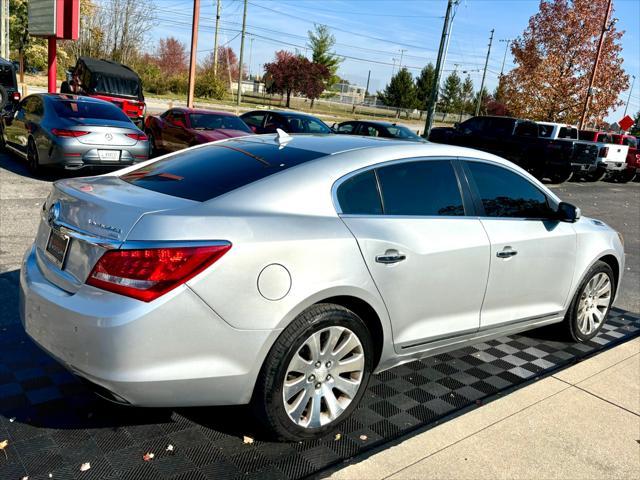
[[150, 0, 640, 121]]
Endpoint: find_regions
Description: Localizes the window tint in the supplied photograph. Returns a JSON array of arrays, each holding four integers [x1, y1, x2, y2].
[[51, 99, 131, 122], [336, 170, 382, 215], [241, 112, 265, 128], [121, 140, 326, 202], [337, 122, 356, 133], [285, 116, 331, 133], [386, 125, 421, 140], [360, 125, 380, 137], [558, 127, 577, 139], [514, 121, 538, 137], [189, 114, 251, 132], [538, 124, 553, 138], [466, 161, 553, 218], [377, 160, 464, 216], [459, 117, 485, 135], [485, 118, 513, 136]]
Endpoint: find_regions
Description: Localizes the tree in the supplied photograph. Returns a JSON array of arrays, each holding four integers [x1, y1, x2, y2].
[[263, 51, 330, 107], [630, 111, 640, 136], [156, 37, 188, 75], [415, 63, 435, 111], [502, 0, 629, 124], [377, 68, 417, 111], [202, 47, 243, 86], [62, 0, 105, 61], [307, 25, 342, 107], [473, 87, 491, 115], [460, 75, 475, 114], [100, 0, 156, 64], [438, 71, 462, 114]]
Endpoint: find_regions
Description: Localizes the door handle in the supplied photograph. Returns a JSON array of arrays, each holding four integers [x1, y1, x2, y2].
[[375, 249, 406, 264], [496, 247, 518, 258]]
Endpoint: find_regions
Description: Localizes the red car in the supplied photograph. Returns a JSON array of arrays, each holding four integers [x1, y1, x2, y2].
[[144, 108, 253, 156]]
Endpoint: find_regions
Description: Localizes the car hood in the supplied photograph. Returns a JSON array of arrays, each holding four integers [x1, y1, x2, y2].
[[194, 129, 252, 141]]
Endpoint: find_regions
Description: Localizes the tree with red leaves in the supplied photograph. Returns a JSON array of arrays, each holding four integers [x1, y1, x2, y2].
[[263, 51, 330, 108], [202, 47, 244, 85], [502, 0, 628, 124], [156, 37, 188, 75]]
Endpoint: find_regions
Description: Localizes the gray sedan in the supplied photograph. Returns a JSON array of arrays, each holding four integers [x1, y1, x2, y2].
[[20, 133, 624, 441], [0, 93, 149, 174]]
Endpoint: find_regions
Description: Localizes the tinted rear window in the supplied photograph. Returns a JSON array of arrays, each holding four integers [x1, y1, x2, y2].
[[121, 139, 326, 202], [52, 100, 131, 122], [189, 113, 251, 132], [337, 170, 382, 215]]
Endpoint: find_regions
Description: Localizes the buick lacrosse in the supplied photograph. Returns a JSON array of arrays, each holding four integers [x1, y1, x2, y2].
[[20, 133, 624, 440]]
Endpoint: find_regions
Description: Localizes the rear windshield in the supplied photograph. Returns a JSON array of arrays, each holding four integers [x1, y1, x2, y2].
[[386, 125, 422, 140], [189, 113, 251, 132], [121, 139, 326, 202], [52, 100, 131, 122], [283, 116, 331, 133]]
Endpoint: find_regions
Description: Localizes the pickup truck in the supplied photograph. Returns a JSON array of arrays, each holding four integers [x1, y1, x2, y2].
[[428, 116, 599, 183], [610, 133, 639, 182], [578, 130, 630, 181]]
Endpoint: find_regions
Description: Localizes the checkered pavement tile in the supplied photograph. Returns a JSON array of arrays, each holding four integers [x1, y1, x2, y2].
[[0, 268, 638, 480]]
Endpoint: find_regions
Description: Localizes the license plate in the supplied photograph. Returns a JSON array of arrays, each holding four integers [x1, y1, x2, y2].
[[98, 150, 120, 161], [46, 228, 70, 268]]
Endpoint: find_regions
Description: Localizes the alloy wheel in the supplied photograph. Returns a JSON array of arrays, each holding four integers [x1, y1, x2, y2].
[[282, 326, 365, 429], [577, 272, 611, 336]]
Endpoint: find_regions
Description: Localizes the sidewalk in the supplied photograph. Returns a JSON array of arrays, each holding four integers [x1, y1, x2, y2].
[[328, 338, 640, 480]]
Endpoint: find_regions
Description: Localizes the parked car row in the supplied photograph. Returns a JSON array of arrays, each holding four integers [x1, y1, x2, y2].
[[429, 116, 639, 184]]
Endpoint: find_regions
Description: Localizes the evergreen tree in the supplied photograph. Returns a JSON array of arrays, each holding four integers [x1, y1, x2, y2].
[[438, 71, 462, 114], [377, 68, 417, 110], [415, 63, 436, 111], [307, 25, 342, 106], [460, 75, 475, 114]]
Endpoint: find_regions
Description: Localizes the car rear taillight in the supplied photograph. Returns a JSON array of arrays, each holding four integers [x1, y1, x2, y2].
[[51, 128, 90, 138], [598, 146, 609, 158], [86, 244, 231, 302], [126, 132, 148, 141], [12, 91, 20, 101]]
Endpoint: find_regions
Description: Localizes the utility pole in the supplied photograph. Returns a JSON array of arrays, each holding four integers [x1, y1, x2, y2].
[[213, 0, 221, 76], [475, 28, 494, 116], [623, 75, 636, 118], [398, 49, 407, 70], [423, 0, 459, 137], [0, 0, 7, 59], [499, 38, 511, 76], [236, 0, 247, 106], [579, 0, 613, 130], [365, 69, 371, 99], [391, 58, 397, 78], [248, 35, 254, 80], [187, 0, 201, 108]]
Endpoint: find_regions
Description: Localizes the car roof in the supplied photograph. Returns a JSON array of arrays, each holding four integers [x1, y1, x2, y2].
[[243, 109, 322, 119], [341, 120, 400, 127], [40, 93, 115, 105], [173, 108, 236, 116]]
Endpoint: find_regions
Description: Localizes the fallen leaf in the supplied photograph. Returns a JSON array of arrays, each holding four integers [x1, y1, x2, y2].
[[359, 435, 368, 441], [80, 462, 91, 472], [9, 417, 15, 422], [143, 452, 155, 461], [166, 444, 174, 452], [0, 439, 8, 459], [334, 433, 341, 441], [21, 476, 28, 480], [243, 436, 254, 444]]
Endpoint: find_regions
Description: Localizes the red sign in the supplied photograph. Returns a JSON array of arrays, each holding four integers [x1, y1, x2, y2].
[[619, 115, 634, 132], [56, 0, 80, 40]]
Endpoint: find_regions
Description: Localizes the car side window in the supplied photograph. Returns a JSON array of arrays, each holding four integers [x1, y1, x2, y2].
[[377, 160, 464, 216], [459, 117, 484, 135], [466, 161, 554, 218], [264, 114, 285, 133], [242, 112, 265, 129], [336, 170, 383, 215], [360, 125, 379, 137], [337, 122, 355, 133], [172, 112, 186, 127], [514, 121, 538, 137]]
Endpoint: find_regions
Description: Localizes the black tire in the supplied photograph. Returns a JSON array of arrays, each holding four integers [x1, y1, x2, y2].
[[0, 125, 6, 151], [252, 303, 374, 441], [548, 169, 573, 184], [27, 138, 42, 175], [584, 167, 607, 182], [0, 85, 7, 110], [613, 169, 636, 184], [147, 131, 158, 157], [563, 261, 615, 342]]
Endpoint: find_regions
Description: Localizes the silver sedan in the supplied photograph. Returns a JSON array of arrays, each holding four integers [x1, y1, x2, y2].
[[1, 93, 149, 174], [20, 133, 624, 441]]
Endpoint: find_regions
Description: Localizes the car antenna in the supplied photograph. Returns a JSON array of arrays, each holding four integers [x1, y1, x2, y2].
[[275, 128, 292, 148]]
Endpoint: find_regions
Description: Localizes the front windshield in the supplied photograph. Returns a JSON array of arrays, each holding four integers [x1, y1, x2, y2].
[[386, 125, 422, 140], [189, 113, 252, 132]]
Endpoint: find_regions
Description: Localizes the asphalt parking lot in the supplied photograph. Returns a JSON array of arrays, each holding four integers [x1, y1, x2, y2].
[[0, 151, 639, 479]]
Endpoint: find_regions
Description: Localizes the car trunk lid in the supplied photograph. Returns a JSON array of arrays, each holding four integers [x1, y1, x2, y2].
[[65, 120, 141, 146], [35, 176, 197, 293]]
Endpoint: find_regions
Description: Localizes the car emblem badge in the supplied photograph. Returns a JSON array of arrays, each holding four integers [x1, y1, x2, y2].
[[48, 201, 61, 227], [105, 133, 113, 141]]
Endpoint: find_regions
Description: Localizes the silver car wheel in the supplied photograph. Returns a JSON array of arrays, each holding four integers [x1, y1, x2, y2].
[[282, 326, 365, 429], [577, 272, 611, 336]]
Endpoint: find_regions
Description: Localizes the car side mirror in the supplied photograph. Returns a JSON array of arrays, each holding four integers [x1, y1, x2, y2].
[[557, 202, 581, 222]]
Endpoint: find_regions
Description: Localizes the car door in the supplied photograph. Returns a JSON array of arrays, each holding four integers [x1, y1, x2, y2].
[[337, 159, 491, 350], [462, 159, 577, 328], [164, 111, 189, 151], [4, 97, 30, 153]]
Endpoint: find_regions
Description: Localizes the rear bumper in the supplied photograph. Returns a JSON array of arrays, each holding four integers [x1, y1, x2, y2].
[[570, 162, 597, 173], [602, 160, 627, 172], [46, 142, 149, 169], [20, 244, 279, 407]]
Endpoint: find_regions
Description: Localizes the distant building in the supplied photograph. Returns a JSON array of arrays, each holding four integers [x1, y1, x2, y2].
[[331, 82, 366, 104]]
